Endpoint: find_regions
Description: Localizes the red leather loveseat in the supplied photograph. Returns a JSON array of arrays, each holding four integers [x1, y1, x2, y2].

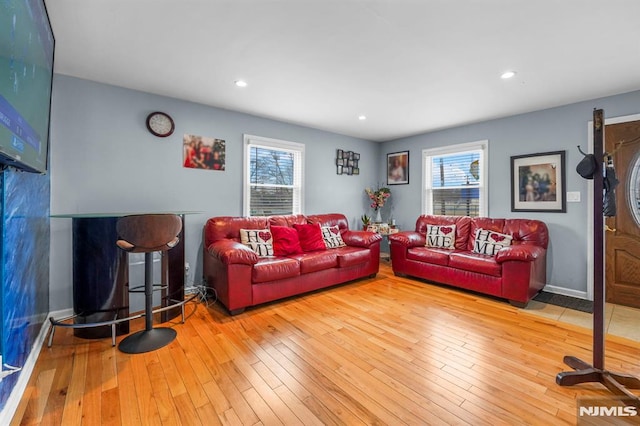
[[389, 215, 548, 307], [203, 213, 382, 314]]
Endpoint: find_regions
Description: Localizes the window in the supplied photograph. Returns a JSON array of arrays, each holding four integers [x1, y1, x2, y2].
[[422, 140, 488, 217], [243, 135, 304, 216]]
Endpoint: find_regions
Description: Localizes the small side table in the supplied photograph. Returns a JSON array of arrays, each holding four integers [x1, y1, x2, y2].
[[366, 224, 399, 262]]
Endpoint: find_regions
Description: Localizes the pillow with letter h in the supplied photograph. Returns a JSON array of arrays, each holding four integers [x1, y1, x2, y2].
[[239, 228, 274, 257], [472, 229, 512, 256], [321, 225, 346, 249], [425, 224, 456, 250]]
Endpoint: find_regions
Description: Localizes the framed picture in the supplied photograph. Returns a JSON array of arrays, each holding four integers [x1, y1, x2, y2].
[[336, 165, 343, 175], [337, 149, 344, 159], [511, 150, 566, 212], [387, 151, 409, 185], [336, 158, 344, 166], [353, 153, 360, 160]]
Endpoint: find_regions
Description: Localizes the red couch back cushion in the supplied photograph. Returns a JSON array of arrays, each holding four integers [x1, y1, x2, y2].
[[415, 215, 549, 251], [268, 214, 307, 228], [306, 213, 349, 233], [467, 217, 549, 250], [205, 216, 268, 247]]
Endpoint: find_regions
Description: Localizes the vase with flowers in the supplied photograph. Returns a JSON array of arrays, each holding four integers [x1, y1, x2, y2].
[[365, 186, 391, 223]]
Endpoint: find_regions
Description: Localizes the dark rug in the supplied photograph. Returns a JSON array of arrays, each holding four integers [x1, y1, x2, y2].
[[533, 291, 593, 313]]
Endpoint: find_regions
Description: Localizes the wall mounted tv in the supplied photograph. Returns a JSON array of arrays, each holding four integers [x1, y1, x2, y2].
[[0, 0, 54, 174]]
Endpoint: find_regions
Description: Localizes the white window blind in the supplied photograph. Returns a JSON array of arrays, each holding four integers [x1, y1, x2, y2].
[[243, 135, 304, 216], [423, 140, 488, 217]]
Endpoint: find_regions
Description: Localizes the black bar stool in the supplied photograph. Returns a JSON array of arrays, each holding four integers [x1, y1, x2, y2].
[[116, 214, 182, 354]]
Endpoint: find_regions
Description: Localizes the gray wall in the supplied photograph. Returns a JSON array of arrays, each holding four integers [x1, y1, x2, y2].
[[380, 89, 640, 295], [48, 73, 640, 307], [49, 75, 379, 311]]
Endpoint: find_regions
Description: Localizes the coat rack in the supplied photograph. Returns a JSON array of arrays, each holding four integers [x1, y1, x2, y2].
[[556, 109, 640, 407]]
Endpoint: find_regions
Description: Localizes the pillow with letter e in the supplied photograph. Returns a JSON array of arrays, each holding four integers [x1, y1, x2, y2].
[[293, 223, 326, 252], [270, 225, 303, 256], [239, 228, 274, 257], [425, 224, 456, 250], [472, 229, 512, 256], [321, 225, 346, 249]]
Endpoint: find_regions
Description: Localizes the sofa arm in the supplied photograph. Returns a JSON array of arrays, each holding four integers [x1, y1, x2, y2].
[[207, 240, 258, 265], [388, 231, 425, 248], [342, 230, 382, 248], [495, 245, 545, 263]]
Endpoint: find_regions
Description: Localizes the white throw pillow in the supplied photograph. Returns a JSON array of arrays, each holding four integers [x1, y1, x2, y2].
[[425, 224, 456, 250], [239, 228, 274, 257], [472, 228, 512, 256]]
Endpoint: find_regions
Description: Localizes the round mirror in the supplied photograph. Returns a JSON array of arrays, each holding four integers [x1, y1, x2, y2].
[[629, 152, 640, 226]]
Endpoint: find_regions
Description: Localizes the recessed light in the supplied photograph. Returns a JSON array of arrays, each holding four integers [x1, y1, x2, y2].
[[358, 115, 367, 121], [500, 71, 516, 79], [235, 80, 248, 87]]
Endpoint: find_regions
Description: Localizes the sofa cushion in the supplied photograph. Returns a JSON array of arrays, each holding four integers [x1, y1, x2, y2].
[[416, 215, 471, 250], [293, 223, 326, 252], [407, 247, 451, 267], [252, 257, 300, 283], [290, 251, 339, 274], [449, 252, 502, 277], [472, 229, 512, 256], [425, 224, 456, 250], [240, 228, 274, 257], [270, 225, 303, 256], [321, 225, 346, 248], [336, 247, 370, 267]]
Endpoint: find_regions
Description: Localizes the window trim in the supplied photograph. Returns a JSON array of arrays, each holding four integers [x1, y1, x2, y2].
[[421, 140, 489, 217], [243, 134, 305, 216]]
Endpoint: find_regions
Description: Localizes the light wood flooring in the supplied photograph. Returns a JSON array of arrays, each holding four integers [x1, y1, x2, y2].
[[13, 264, 640, 425]]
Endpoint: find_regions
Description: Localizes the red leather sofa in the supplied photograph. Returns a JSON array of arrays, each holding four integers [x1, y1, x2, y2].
[[203, 213, 382, 314], [389, 215, 548, 307]]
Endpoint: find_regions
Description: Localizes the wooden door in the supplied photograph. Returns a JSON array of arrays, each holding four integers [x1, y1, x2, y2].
[[605, 120, 640, 308]]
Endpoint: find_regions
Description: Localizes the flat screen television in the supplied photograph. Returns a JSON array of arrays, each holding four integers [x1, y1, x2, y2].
[[0, 0, 54, 174]]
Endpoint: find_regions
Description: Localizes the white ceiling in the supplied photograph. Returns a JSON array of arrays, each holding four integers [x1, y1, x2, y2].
[[45, 0, 640, 142]]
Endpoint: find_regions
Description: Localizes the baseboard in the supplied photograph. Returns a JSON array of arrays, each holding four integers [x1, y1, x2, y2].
[[0, 308, 71, 424], [542, 285, 589, 301]]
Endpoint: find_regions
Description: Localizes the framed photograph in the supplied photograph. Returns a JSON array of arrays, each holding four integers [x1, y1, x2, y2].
[[353, 167, 359, 175], [353, 153, 360, 160], [387, 151, 409, 185], [337, 149, 344, 159], [336, 158, 344, 166], [336, 165, 343, 175], [511, 150, 566, 212], [183, 134, 225, 171]]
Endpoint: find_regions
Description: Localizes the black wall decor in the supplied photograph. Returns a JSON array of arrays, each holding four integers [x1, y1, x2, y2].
[[336, 149, 359, 175]]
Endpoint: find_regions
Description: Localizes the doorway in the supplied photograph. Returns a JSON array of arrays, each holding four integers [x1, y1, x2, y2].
[[604, 120, 640, 308]]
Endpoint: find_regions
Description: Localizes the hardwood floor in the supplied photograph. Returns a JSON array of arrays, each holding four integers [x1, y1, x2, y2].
[[13, 264, 640, 425]]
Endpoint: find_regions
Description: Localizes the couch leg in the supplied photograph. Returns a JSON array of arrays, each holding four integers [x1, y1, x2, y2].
[[509, 300, 527, 308], [229, 308, 246, 315], [369, 273, 377, 279]]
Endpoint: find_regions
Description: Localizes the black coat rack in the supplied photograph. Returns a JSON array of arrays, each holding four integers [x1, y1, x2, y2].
[[556, 109, 640, 407]]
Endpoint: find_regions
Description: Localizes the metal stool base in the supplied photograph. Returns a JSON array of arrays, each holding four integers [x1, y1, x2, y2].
[[118, 327, 176, 354]]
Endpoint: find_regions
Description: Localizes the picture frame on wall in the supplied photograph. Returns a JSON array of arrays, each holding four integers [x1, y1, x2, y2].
[[337, 165, 343, 175], [511, 150, 566, 212], [387, 151, 409, 185]]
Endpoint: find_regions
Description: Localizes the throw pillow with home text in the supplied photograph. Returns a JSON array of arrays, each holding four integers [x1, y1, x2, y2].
[[425, 224, 456, 250]]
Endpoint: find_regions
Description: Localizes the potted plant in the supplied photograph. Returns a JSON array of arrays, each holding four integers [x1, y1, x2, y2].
[[361, 214, 371, 231]]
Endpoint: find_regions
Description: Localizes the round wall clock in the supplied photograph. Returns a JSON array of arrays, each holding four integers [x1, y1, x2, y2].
[[145, 111, 175, 137]]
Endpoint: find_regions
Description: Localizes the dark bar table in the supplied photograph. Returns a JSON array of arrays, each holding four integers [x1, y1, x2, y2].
[[51, 211, 200, 339]]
